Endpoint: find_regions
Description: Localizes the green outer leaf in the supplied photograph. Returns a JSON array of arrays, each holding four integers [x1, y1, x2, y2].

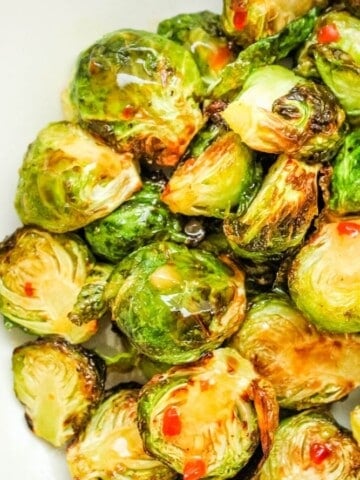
[[296, 11, 360, 123], [105, 241, 246, 364], [67, 29, 204, 167], [84, 181, 186, 263], [210, 8, 320, 99], [329, 129, 360, 214], [157, 10, 235, 86]]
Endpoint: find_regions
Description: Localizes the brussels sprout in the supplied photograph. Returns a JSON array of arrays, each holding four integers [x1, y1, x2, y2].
[[157, 11, 236, 86], [211, 7, 320, 99], [137, 348, 279, 479], [254, 409, 360, 479], [288, 217, 360, 333], [15, 121, 141, 233], [105, 241, 246, 364], [65, 29, 204, 168], [84, 181, 187, 263], [66, 387, 176, 480], [161, 131, 261, 218], [223, 154, 319, 263], [12, 336, 105, 447], [297, 11, 360, 124], [230, 292, 360, 409], [351, 405, 360, 445], [221, 0, 327, 46], [328, 129, 360, 215], [0, 227, 111, 343], [221, 65, 346, 162]]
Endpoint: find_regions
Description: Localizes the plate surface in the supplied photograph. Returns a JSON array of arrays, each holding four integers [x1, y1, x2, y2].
[[0, 1, 359, 479]]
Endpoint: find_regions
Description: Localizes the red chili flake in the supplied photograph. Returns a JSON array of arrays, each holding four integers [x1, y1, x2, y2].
[[183, 457, 207, 480], [309, 442, 333, 465], [317, 23, 340, 44], [24, 282, 35, 297], [209, 45, 232, 71], [337, 221, 360, 237], [233, 8, 247, 31], [122, 105, 136, 120], [162, 406, 182, 436]]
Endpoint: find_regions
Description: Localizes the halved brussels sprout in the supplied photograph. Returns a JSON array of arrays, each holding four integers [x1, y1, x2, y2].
[[296, 11, 360, 124], [161, 131, 261, 218], [157, 11, 236, 87], [288, 217, 360, 333], [15, 121, 141, 233], [328, 129, 360, 215], [230, 292, 360, 409], [223, 154, 319, 263], [84, 181, 187, 263], [351, 405, 360, 445], [64, 29, 204, 168], [221, 65, 347, 162], [105, 241, 246, 364], [12, 336, 105, 447], [137, 348, 279, 479], [255, 409, 360, 479], [211, 8, 320, 99], [0, 227, 112, 343], [66, 387, 176, 480], [221, 0, 327, 47]]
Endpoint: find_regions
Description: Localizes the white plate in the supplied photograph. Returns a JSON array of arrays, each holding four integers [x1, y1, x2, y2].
[[0, 1, 358, 478]]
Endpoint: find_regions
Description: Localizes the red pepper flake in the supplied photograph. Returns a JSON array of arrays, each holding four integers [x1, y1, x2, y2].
[[183, 457, 207, 480], [24, 282, 35, 297], [122, 105, 136, 120], [209, 45, 232, 71], [317, 23, 340, 44], [233, 8, 247, 31], [162, 406, 182, 436], [309, 442, 333, 465], [337, 221, 360, 237]]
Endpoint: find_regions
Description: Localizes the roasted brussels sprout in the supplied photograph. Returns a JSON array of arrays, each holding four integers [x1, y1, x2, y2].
[[157, 11, 236, 87], [328, 129, 360, 215], [254, 409, 360, 479], [230, 292, 360, 409], [161, 130, 261, 218], [221, 0, 327, 47], [211, 8, 320, 99], [64, 29, 204, 168], [296, 10, 360, 124], [67, 387, 176, 480], [221, 65, 346, 162], [105, 241, 246, 364], [15, 121, 141, 233], [223, 154, 319, 263], [137, 348, 279, 479], [0, 227, 112, 343], [84, 181, 187, 263], [12, 336, 105, 447], [288, 217, 360, 333], [351, 405, 360, 446]]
